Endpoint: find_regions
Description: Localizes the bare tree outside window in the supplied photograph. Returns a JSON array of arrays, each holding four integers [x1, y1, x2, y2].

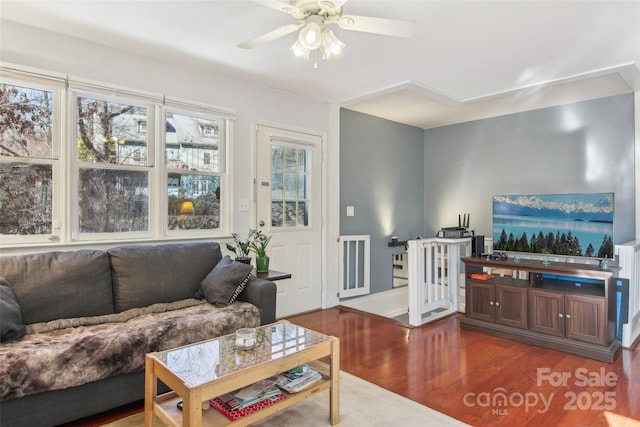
[[0, 163, 52, 235], [0, 83, 54, 236], [75, 95, 150, 233], [78, 168, 148, 233], [0, 83, 53, 158]]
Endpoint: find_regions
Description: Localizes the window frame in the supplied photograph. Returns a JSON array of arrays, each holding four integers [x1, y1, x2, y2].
[[0, 67, 66, 245], [68, 85, 160, 241], [0, 65, 235, 247], [163, 98, 234, 238]]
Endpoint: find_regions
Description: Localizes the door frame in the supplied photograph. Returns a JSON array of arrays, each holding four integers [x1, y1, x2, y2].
[[252, 119, 328, 310]]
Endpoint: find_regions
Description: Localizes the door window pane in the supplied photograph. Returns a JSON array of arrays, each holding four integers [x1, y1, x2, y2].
[[270, 144, 313, 228], [0, 84, 54, 159], [78, 168, 149, 232], [0, 163, 52, 235], [76, 96, 148, 165], [167, 173, 221, 230], [271, 172, 283, 200]]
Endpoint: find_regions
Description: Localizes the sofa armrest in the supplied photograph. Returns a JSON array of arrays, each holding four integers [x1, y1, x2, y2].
[[237, 277, 277, 325]]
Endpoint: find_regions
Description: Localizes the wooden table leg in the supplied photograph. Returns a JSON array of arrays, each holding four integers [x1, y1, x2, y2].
[[144, 354, 156, 427], [183, 388, 203, 427], [329, 338, 340, 425]]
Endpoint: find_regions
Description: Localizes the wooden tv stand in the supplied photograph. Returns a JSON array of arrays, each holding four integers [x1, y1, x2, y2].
[[460, 257, 621, 363]]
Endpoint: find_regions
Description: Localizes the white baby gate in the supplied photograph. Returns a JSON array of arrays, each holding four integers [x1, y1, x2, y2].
[[407, 238, 471, 326], [338, 235, 371, 299]]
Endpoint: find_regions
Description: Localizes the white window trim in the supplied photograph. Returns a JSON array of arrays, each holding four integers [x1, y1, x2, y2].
[[0, 66, 66, 245], [163, 100, 233, 238], [68, 87, 158, 241], [1, 64, 235, 248]]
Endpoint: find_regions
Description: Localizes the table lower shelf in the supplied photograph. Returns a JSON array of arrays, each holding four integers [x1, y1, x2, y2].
[[153, 377, 331, 427]]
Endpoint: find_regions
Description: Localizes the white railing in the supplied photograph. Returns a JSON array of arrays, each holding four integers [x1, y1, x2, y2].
[[338, 235, 370, 299], [407, 238, 471, 326], [615, 240, 640, 348]]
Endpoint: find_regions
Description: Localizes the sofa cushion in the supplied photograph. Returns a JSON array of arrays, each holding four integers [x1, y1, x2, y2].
[[108, 242, 222, 312], [0, 251, 114, 324], [199, 255, 252, 307], [0, 278, 26, 342]]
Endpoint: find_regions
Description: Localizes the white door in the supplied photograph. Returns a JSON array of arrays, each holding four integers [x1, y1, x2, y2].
[[255, 124, 323, 318]]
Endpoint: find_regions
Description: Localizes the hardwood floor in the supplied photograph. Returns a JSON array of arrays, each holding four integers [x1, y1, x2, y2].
[[65, 306, 639, 426], [286, 307, 640, 427]]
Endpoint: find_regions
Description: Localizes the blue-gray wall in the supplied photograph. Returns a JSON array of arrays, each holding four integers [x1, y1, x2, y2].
[[424, 93, 635, 247], [340, 93, 636, 296], [340, 109, 425, 295]]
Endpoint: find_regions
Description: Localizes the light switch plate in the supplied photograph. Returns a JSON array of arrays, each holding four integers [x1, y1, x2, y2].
[[239, 199, 249, 211], [346, 206, 354, 217]]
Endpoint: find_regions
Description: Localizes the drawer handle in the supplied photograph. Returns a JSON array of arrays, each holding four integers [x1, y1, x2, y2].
[[489, 301, 494, 306], [558, 313, 564, 318], [565, 313, 571, 319], [494, 301, 500, 307]]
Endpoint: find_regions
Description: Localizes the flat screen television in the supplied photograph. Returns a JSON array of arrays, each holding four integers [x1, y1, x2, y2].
[[492, 193, 614, 259]]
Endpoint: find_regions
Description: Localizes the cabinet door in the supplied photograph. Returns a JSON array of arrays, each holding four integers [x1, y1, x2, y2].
[[495, 285, 527, 329], [528, 289, 565, 337], [565, 294, 607, 345], [467, 281, 494, 322]]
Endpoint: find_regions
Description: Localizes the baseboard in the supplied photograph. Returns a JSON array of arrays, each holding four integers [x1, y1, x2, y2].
[[340, 286, 408, 319]]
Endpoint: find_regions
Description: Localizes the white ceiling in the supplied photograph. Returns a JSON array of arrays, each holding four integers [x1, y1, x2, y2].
[[2, 0, 639, 129]]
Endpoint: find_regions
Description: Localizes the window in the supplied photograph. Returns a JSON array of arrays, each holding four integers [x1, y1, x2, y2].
[[0, 66, 234, 246], [0, 73, 64, 243], [165, 105, 227, 233], [72, 92, 152, 237]]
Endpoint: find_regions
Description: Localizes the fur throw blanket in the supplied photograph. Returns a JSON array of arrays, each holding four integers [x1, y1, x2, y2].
[[0, 299, 260, 400]]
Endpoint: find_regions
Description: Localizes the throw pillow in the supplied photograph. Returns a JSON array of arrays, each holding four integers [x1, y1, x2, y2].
[[198, 256, 252, 307], [0, 277, 26, 342]]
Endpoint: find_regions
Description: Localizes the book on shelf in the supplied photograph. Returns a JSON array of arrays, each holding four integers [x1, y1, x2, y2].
[[210, 393, 287, 421], [275, 364, 323, 393], [210, 365, 323, 420], [216, 379, 281, 410]]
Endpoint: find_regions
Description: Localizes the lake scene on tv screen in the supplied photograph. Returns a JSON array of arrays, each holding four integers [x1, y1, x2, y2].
[[492, 193, 614, 258]]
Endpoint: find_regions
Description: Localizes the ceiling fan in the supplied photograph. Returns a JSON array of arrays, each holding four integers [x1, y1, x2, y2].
[[238, 0, 416, 66]]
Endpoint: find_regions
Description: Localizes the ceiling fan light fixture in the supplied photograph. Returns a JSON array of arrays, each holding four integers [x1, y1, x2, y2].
[[298, 21, 323, 50], [321, 29, 345, 60], [290, 39, 310, 61]]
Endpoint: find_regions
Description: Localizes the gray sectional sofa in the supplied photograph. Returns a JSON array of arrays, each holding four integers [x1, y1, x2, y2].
[[0, 241, 277, 427]]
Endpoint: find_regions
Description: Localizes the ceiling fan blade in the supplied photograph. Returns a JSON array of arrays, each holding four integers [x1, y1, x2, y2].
[[318, 0, 349, 12], [238, 24, 302, 49], [337, 15, 416, 38], [253, 0, 305, 20]]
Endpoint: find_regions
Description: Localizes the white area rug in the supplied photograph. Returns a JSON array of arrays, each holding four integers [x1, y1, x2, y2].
[[104, 370, 469, 427]]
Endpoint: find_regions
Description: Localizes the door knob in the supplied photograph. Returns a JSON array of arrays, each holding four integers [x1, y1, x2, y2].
[[259, 220, 265, 227]]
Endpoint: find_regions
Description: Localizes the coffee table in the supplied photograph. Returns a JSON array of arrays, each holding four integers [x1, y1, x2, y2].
[[144, 321, 340, 426]]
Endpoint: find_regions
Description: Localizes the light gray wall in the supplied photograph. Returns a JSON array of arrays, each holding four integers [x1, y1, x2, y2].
[[340, 109, 425, 295], [424, 93, 636, 247]]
